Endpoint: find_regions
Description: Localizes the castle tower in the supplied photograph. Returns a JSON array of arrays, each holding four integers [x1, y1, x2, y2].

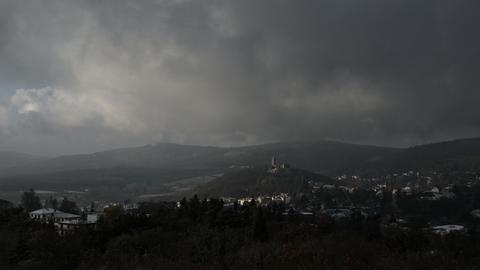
[[271, 156, 277, 167]]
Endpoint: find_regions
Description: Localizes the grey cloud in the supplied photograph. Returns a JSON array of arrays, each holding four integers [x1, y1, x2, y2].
[[0, 0, 479, 155]]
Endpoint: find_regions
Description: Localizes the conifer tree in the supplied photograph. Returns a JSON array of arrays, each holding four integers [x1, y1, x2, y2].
[[253, 207, 268, 242], [59, 198, 79, 214], [20, 189, 42, 212]]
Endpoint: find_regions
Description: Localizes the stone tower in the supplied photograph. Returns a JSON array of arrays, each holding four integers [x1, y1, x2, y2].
[[271, 156, 277, 167]]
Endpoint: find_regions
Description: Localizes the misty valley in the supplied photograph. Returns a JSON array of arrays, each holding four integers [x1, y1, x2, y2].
[[2, 139, 480, 269]]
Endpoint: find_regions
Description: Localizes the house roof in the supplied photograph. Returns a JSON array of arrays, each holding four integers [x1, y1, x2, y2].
[[30, 208, 57, 215], [54, 212, 80, 219], [431, 225, 465, 235], [29, 208, 79, 218], [57, 219, 90, 225]]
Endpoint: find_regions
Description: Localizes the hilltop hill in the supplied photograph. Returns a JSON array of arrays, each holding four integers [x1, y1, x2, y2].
[[189, 167, 334, 198]]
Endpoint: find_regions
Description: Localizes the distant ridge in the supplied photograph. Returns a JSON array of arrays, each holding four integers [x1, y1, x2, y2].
[[382, 137, 480, 171], [0, 140, 397, 176], [0, 152, 46, 170], [2, 137, 480, 178]]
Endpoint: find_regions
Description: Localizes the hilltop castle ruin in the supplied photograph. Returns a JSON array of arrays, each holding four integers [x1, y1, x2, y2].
[[268, 155, 290, 173]]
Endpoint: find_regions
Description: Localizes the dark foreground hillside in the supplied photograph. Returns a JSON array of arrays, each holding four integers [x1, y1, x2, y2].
[[1, 199, 480, 270]]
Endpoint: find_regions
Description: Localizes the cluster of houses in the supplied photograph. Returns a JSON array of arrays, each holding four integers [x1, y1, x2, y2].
[[29, 208, 100, 236], [220, 193, 292, 207], [430, 224, 466, 236], [333, 174, 461, 203], [28, 200, 141, 236]]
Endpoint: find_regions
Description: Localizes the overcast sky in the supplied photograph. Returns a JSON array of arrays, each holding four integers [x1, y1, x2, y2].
[[0, 0, 479, 155]]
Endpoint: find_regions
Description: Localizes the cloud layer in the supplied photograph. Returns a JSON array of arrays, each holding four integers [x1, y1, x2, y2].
[[0, 0, 480, 155]]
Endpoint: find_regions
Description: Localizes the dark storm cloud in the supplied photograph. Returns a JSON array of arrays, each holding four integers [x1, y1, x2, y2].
[[0, 0, 479, 154]]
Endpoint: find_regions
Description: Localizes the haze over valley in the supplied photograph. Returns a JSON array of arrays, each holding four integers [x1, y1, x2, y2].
[[1, 138, 480, 204]]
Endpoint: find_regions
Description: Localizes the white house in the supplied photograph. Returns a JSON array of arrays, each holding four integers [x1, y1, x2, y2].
[[431, 225, 466, 236], [29, 208, 57, 220], [29, 208, 80, 223]]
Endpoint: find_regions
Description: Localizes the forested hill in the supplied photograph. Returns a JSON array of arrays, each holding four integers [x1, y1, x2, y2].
[[379, 138, 480, 172], [190, 167, 334, 198]]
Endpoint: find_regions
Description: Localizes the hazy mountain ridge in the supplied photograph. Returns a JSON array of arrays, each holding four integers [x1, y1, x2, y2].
[[2, 138, 480, 202], [0, 152, 47, 170], [374, 138, 480, 172], [0, 144, 226, 175], [3, 138, 480, 177], [0, 167, 220, 193], [0, 140, 400, 176]]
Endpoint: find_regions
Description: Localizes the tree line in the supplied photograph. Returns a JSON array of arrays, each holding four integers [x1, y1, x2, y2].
[[0, 193, 480, 269]]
